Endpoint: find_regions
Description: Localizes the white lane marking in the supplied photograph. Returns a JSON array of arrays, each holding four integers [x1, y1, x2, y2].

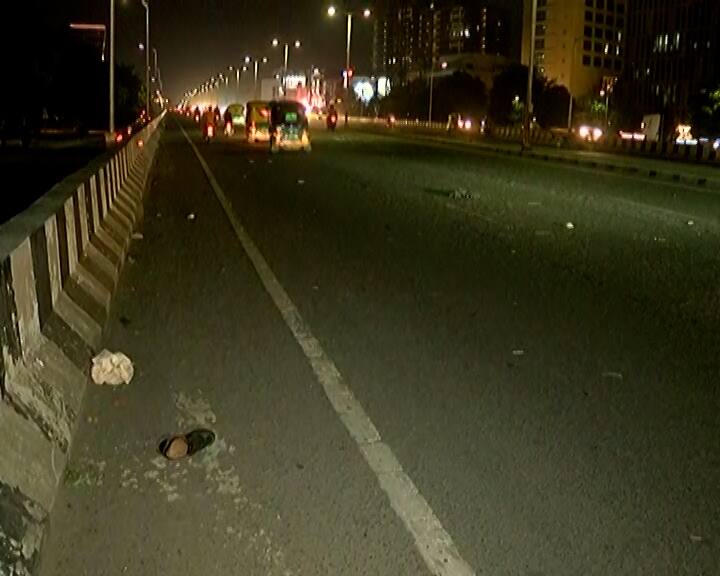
[[180, 125, 476, 575]]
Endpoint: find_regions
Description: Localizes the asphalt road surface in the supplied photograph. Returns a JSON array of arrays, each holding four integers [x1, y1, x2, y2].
[[41, 117, 720, 575]]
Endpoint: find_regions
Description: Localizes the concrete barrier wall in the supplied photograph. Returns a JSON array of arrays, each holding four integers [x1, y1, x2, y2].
[[0, 113, 165, 575]]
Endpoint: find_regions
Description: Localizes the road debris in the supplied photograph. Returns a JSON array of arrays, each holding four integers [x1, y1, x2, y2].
[[687, 220, 695, 226], [187, 213, 196, 221], [565, 222, 575, 230], [450, 187, 472, 200], [91, 350, 135, 386], [159, 429, 216, 461], [297, 179, 306, 185], [512, 349, 525, 356], [132, 232, 144, 240], [602, 371, 624, 380]]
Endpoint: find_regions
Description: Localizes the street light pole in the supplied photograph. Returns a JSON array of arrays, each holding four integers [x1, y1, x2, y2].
[[109, 0, 115, 136], [284, 43, 289, 81], [345, 13, 353, 90], [140, 0, 150, 117], [567, 37, 579, 132], [428, 65, 435, 123], [254, 61, 260, 99], [523, 0, 538, 149]]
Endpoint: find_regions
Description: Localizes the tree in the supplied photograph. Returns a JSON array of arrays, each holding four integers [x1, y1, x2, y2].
[[377, 72, 487, 122], [535, 82, 570, 129], [488, 64, 544, 126], [432, 72, 487, 122], [689, 87, 720, 137], [116, 64, 143, 127]]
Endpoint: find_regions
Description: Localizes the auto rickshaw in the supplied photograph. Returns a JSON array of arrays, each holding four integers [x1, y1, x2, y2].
[[269, 100, 311, 153], [245, 100, 271, 143]]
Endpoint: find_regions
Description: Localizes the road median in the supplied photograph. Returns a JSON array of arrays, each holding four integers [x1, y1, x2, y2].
[[342, 118, 720, 191]]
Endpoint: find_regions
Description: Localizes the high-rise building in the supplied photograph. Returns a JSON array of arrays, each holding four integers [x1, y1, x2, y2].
[[373, 0, 512, 83], [621, 0, 720, 126], [522, 0, 627, 99]]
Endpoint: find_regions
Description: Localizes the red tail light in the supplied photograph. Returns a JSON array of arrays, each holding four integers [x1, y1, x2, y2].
[[208, 125, 214, 137]]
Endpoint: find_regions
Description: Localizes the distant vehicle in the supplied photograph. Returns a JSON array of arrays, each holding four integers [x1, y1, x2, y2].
[[203, 121, 216, 143], [0, 116, 33, 148], [577, 124, 604, 142], [447, 113, 476, 134], [326, 106, 338, 131], [245, 100, 271, 143], [269, 100, 311, 154], [641, 114, 662, 143], [225, 104, 245, 128]]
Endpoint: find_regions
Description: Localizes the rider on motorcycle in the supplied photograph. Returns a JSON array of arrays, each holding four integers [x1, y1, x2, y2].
[[326, 104, 338, 130], [202, 106, 215, 139], [223, 107, 233, 135]]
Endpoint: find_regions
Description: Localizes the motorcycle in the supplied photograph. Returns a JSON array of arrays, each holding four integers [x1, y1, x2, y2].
[[326, 113, 338, 131], [203, 122, 216, 143], [224, 120, 233, 136]]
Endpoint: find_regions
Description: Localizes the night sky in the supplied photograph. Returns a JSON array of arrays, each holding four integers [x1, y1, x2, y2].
[[23, 0, 376, 102], [6, 0, 521, 103]]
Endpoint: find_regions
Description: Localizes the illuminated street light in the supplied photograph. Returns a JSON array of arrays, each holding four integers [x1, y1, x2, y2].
[[326, 5, 373, 100], [272, 38, 302, 91]]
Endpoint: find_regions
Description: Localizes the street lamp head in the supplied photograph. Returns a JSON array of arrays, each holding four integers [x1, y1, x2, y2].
[[272, 38, 280, 47], [327, 5, 337, 17], [294, 40, 302, 48], [363, 8, 371, 18], [228, 66, 234, 71], [262, 57, 268, 63], [242, 65, 248, 71], [138, 42, 145, 51], [441, 61, 448, 69], [244, 55, 252, 64]]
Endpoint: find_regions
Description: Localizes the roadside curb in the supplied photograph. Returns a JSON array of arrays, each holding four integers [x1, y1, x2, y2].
[[0, 114, 165, 575], [484, 144, 720, 190]]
